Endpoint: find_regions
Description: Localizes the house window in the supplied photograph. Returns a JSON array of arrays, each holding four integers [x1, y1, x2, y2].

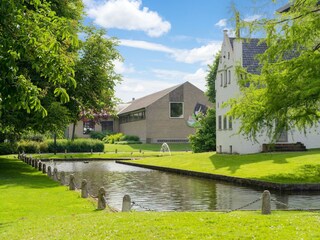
[[83, 121, 95, 134], [228, 52, 230, 59], [223, 116, 227, 130], [229, 116, 233, 129], [170, 102, 184, 118], [119, 110, 145, 124], [220, 73, 223, 87], [224, 70, 227, 87], [228, 70, 231, 84], [101, 121, 113, 132], [218, 115, 222, 130]]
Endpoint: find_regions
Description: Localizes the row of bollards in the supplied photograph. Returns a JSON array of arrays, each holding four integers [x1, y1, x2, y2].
[[18, 153, 272, 214], [18, 153, 131, 212]]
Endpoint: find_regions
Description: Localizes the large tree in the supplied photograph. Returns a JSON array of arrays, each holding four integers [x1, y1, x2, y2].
[[68, 28, 122, 140], [0, 0, 83, 139], [228, 0, 320, 141]]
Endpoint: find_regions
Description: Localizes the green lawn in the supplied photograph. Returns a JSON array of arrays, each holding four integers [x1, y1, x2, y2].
[[104, 143, 191, 152], [1, 155, 320, 239], [126, 150, 320, 183]]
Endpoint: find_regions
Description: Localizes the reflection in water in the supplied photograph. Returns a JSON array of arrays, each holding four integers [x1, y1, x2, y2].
[[46, 161, 320, 212]]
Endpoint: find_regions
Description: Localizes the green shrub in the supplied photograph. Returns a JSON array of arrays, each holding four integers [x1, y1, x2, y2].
[[189, 108, 216, 153], [115, 141, 142, 145], [120, 135, 140, 142], [46, 139, 104, 153], [89, 131, 110, 140], [21, 133, 45, 142], [103, 133, 124, 144], [18, 141, 41, 153], [0, 142, 18, 155]]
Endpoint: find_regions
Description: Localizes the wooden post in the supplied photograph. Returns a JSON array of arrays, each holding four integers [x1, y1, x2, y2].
[[81, 179, 88, 198], [42, 164, 46, 174], [47, 166, 52, 178], [122, 195, 131, 212], [38, 161, 42, 171], [69, 174, 76, 190], [53, 168, 59, 181], [60, 171, 65, 185], [97, 187, 106, 210], [261, 190, 271, 215]]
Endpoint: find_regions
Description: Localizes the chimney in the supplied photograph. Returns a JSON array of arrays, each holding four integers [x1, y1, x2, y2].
[[235, 11, 240, 38], [132, 98, 135, 101]]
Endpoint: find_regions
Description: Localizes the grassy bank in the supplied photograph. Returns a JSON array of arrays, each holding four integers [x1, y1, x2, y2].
[[1, 156, 320, 239], [104, 143, 191, 152], [126, 150, 320, 184]]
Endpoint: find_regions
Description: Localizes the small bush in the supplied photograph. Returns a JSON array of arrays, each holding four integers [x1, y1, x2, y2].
[[115, 141, 142, 145], [103, 133, 124, 144], [18, 141, 41, 153], [21, 133, 45, 142], [90, 131, 111, 140], [119, 135, 140, 142], [0, 142, 18, 155], [46, 139, 104, 153]]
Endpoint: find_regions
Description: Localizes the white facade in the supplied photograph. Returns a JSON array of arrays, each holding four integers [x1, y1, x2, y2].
[[216, 31, 320, 154]]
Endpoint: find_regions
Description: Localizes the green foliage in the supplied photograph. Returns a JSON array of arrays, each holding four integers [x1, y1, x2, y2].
[[120, 135, 140, 142], [115, 141, 142, 145], [189, 108, 216, 153], [228, 0, 320, 140], [0, 142, 18, 155], [47, 139, 104, 153], [89, 131, 111, 140], [103, 133, 124, 144], [206, 52, 220, 102], [21, 133, 45, 142]]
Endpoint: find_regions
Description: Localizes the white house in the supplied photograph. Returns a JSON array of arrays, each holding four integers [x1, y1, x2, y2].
[[215, 30, 320, 154]]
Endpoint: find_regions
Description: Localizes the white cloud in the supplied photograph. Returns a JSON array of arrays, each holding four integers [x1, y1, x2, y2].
[[215, 19, 227, 28], [119, 39, 221, 65], [152, 68, 207, 90], [114, 60, 135, 74], [115, 77, 175, 102], [120, 39, 174, 53], [243, 14, 262, 22], [86, 0, 171, 37]]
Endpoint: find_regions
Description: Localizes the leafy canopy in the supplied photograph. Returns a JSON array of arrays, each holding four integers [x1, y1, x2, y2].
[[228, 0, 320, 140]]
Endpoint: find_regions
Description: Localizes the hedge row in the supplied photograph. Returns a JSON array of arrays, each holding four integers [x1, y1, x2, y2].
[[0, 139, 104, 154]]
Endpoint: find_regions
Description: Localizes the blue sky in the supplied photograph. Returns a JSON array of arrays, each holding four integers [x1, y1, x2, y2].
[[83, 0, 287, 102]]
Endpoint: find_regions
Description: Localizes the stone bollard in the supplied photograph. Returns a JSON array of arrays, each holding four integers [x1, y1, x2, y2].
[[122, 195, 131, 212], [34, 160, 39, 169], [38, 161, 42, 171], [81, 179, 88, 198], [60, 171, 65, 185], [97, 187, 106, 210], [42, 164, 46, 174], [47, 166, 52, 178], [261, 190, 271, 215], [31, 159, 35, 167], [69, 174, 76, 190], [53, 168, 59, 181]]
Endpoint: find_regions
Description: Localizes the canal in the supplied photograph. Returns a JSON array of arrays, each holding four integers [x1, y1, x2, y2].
[[46, 160, 320, 212]]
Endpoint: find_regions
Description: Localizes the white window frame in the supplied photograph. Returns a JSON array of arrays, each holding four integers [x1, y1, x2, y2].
[[169, 102, 184, 118]]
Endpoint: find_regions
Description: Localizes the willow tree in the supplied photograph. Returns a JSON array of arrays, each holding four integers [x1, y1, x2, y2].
[[228, 0, 320, 140]]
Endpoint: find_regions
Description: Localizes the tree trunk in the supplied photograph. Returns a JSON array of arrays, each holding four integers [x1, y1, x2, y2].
[[71, 121, 76, 141], [53, 133, 57, 155]]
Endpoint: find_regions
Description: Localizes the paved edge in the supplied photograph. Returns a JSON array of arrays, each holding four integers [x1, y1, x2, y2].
[[116, 160, 320, 191]]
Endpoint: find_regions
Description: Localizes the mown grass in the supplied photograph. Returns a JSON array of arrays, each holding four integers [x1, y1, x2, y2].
[[1, 155, 320, 239], [126, 150, 320, 183], [104, 143, 191, 152]]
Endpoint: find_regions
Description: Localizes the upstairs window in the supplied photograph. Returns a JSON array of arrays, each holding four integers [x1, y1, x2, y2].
[[229, 116, 233, 130], [218, 116, 222, 130], [223, 116, 227, 130], [224, 70, 227, 87], [228, 70, 231, 84], [170, 102, 184, 118], [220, 73, 223, 87]]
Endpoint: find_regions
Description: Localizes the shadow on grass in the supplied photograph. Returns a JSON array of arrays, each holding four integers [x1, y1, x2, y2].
[[259, 164, 320, 183], [209, 151, 320, 174], [0, 157, 60, 189]]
